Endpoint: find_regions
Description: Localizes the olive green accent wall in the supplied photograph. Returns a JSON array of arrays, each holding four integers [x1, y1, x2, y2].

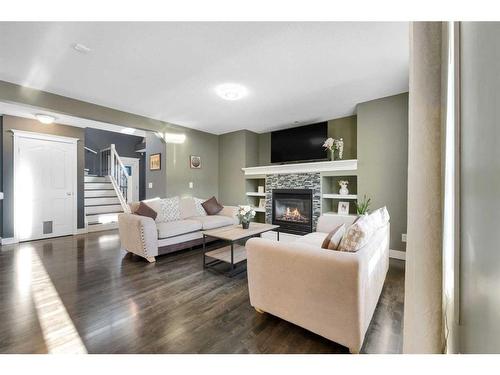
[[219, 130, 259, 205], [327, 116, 357, 159], [145, 132, 167, 199], [357, 93, 408, 252], [2, 115, 86, 238], [166, 128, 219, 199]]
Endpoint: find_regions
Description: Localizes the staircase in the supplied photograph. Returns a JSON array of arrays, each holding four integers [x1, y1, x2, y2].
[[84, 175, 125, 232], [84, 144, 132, 233]]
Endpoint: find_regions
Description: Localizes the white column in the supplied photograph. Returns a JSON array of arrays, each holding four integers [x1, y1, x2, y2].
[[403, 22, 444, 353]]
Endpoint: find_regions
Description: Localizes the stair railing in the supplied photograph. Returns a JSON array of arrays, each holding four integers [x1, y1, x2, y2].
[[107, 144, 132, 213]]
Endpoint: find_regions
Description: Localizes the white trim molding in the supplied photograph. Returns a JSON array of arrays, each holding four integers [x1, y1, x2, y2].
[[1, 237, 18, 245], [10, 129, 79, 144], [242, 159, 357, 176], [389, 249, 406, 260]]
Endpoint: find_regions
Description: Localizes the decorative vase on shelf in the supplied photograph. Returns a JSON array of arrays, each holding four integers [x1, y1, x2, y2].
[[242, 221, 250, 229], [330, 149, 335, 161], [339, 180, 349, 195]]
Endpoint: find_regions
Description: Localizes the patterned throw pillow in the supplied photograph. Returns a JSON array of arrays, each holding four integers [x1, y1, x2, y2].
[[321, 224, 346, 250], [338, 206, 390, 252], [153, 197, 181, 223], [193, 198, 208, 216]]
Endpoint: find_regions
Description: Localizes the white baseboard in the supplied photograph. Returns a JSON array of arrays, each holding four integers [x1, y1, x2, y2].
[[75, 228, 88, 235], [389, 249, 406, 260], [1, 237, 18, 245]]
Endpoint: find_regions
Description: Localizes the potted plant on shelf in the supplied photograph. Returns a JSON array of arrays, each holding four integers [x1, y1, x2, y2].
[[355, 195, 371, 215], [237, 205, 256, 229]]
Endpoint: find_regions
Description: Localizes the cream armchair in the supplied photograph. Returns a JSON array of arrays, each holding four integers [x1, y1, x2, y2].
[[246, 214, 389, 353]]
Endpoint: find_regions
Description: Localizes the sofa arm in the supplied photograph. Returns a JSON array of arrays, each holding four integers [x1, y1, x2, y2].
[[218, 205, 239, 224], [246, 238, 363, 351], [118, 213, 158, 261]]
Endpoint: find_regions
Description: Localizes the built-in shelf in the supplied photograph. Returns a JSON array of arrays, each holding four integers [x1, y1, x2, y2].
[[242, 159, 357, 176], [246, 192, 266, 197], [252, 207, 266, 213], [322, 193, 358, 200]]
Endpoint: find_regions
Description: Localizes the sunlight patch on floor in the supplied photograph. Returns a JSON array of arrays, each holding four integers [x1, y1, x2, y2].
[[27, 247, 88, 354]]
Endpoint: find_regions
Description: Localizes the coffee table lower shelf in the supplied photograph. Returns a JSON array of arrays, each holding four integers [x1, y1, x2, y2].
[[203, 244, 247, 276]]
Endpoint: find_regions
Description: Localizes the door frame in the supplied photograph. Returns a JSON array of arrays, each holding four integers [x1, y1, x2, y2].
[[121, 156, 140, 202], [12, 129, 79, 243]]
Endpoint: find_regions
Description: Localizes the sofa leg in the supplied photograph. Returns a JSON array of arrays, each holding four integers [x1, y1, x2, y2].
[[255, 307, 265, 314], [146, 256, 156, 263], [349, 347, 360, 354]]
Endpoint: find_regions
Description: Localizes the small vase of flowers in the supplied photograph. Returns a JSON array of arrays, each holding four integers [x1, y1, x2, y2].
[[322, 137, 344, 160], [237, 205, 256, 229]]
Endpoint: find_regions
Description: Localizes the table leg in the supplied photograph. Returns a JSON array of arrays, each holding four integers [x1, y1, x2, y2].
[[202, 234, 206, 268], [231, 242, 234, 271], [277, 228, 280, 241]]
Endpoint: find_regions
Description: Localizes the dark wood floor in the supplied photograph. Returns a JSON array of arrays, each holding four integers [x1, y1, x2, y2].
[[0, 230, 405, 354]]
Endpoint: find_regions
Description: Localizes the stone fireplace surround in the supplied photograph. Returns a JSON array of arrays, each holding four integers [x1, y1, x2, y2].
[[265, 173, 321, 232]]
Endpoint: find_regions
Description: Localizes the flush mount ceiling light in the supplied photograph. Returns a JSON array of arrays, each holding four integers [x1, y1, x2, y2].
[[72, 43, 91, 54], [35, 114, 56, 124], [215, 83, 248, 101], [120, 127, 136, 135]]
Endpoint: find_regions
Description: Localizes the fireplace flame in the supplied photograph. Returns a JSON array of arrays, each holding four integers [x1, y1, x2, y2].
[[280, 207, 308, 223]]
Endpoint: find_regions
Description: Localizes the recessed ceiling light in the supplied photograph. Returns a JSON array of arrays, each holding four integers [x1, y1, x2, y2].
[[72, 43, 91, 54], [215, 83, 248, 101], [35, 114, 56, 124]]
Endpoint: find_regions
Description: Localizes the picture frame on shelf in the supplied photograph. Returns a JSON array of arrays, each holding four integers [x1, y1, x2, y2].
[[338, 201, 350, 215], [257, 186, 265, 194], [258, 198, 266, 209]]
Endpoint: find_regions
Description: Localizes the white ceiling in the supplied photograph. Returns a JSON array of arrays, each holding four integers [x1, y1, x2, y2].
[[0, 22, 409, 134]]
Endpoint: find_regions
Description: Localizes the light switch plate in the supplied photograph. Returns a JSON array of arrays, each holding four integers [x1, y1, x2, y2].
[[189, 182, 194, 189], [148, 182, 153, 189], [402, 233, 407, 243]]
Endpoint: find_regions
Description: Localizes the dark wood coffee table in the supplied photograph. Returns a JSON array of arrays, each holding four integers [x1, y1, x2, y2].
[[202, 223, 279, 276]]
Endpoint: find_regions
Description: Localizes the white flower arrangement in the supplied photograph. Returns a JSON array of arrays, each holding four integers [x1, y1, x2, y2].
[[322, 137, 344, 160], [237, 205, 256, 224]]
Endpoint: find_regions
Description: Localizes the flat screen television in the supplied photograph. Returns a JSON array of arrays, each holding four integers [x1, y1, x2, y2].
[[271, 122, 328, 163]]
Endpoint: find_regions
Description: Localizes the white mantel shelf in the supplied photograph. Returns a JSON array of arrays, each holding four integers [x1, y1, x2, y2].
[[242, 159, 357, 176]]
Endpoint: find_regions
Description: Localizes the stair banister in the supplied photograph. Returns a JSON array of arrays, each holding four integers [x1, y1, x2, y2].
[[108, 144, 132, 213]]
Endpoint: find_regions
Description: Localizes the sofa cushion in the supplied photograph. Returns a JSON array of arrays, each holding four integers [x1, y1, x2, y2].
[[134, 201, 157, 220], [338, 207, 389, 252], [157, 219, 202, 239], [149, 197, 181, 223], [194, 198, 208, 216], [295, 232, 329, 247], [202, 196, 224, 215], [321, 224, 346, 250], [191, 215, 234, 230]]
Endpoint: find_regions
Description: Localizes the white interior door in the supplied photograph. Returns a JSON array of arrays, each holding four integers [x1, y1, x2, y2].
[[121, 157, 140, 202], [15, 132, 77, 242]]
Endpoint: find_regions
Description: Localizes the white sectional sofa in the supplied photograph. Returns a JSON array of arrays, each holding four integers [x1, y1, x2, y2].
[[118, 197, 239, 262], [246, 213, 390, 353]]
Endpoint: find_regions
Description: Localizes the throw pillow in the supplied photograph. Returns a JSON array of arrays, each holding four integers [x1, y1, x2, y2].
[[321, 224, 346, 250], [151, 197, 181, 223], [134, 201, 157, 220], [202, 196, 224, 215], [194, 198, 208, 216], [338, 207, 390, 252]]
